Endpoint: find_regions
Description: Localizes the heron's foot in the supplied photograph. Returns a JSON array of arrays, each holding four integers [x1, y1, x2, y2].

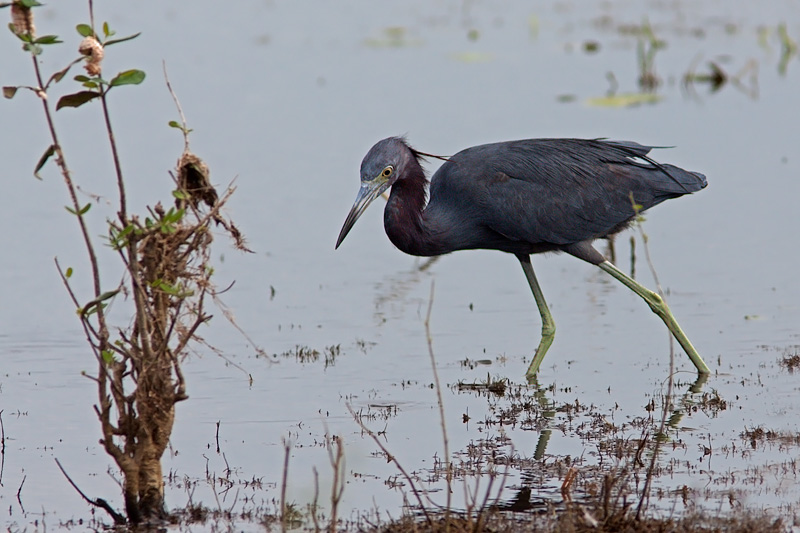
[[525, 322, 556, 379]]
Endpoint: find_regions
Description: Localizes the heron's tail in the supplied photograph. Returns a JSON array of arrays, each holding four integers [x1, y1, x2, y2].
[[656, 165, 707, 195]]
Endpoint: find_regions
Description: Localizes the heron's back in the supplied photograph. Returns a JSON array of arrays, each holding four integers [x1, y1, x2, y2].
[[426, 138, 706, 251]]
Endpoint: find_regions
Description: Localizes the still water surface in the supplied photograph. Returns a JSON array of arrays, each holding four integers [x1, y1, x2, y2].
[[1, 0, 799, 528]]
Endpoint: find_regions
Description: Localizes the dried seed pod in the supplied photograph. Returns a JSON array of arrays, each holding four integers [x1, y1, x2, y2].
[[10, 1, 35, 37], [177, 152, 217, 209], [79, 36, 104, 76]]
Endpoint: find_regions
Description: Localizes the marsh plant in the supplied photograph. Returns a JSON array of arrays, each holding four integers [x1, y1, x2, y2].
[[3, 0, 248, 524]]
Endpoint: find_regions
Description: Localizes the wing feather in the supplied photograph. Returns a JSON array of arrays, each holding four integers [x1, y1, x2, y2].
[[428, 139, 705, 247]]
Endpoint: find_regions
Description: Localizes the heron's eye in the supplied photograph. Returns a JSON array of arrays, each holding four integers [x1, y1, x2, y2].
[[381, 166, 394, 178]]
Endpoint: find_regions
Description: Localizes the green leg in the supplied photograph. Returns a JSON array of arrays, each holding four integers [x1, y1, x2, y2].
[[518, 256, 556, 378], [598, 260, 710, 374]]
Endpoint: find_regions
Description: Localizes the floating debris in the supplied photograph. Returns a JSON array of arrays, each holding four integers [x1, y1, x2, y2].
[[586, 92, 662, 107], [364, 26, 422, 48], [450, 51, 493, 63]]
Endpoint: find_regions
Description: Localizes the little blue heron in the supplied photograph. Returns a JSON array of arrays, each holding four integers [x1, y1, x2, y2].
[[336, 137, 710, 378]]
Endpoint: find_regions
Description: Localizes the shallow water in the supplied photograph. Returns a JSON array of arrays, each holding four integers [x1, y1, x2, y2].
[[1, 0, 799, 529]]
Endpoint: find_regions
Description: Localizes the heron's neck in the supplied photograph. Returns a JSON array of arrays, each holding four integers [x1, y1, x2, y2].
[[384, 163, 439, 256]]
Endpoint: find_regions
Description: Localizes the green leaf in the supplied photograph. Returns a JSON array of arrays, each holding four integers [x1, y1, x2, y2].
[[65, 267, 73, 278], [56, 90, 99, 110], [2, 86, 18, 99], [34, 34, 62, 44], [109, 69, 145, 87], [109, 224, 135, 250], [82, 302, 106, 316], [34, 144, 55, 180], [104, 32, 141, 47], [13, 28, 32, 42], [76, 23, 94, 37], [65, 203, 91, 216], [151, 279, 194, 297], [101, 349, 115, 365], [81, 289, 120, 316], [168, 120, 193, 135], [73, 74, 104, 88], [172, 189, 189, 200], [102, 21, 113, 37], [163, 207, 185, 223], [18, 0, 43, 7]]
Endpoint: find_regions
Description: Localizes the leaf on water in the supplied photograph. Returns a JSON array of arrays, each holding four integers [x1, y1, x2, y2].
[[104, 32, 141, 47], [363, 27, 421, 48], [76, 23, 94, 37], [109, 69, 145, 87], [56, 90, 99, 110], [34, 144, 56, 180], [450, 51, 493, 63], [528, 15, 540, 39], [2, 86, 18, 99], [585, 93, 662, 108]]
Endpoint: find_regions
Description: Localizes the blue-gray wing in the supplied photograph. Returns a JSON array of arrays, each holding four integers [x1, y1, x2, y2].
[[429, 139, 706, 246]]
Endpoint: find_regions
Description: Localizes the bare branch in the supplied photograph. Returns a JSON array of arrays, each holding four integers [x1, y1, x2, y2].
[[55, 458, 126, 525], [424, 280, 452, 516], [163, 61, 190, 154]]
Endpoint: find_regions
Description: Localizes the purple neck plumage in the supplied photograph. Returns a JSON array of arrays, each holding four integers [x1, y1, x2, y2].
[[383, 149, 440, 256]]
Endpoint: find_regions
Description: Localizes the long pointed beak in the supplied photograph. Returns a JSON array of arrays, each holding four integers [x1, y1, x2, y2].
[[335, 176, 390, 249]]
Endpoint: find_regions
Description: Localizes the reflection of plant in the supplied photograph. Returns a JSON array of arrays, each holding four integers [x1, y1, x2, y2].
[[3, 0, 246, 525], [683, 57, 759, 100], [777, 23, 798, 76], [636, 20, 666, 92]]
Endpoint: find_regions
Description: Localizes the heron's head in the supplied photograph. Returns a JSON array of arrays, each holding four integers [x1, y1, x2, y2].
[[335, 137, 417, 249]]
